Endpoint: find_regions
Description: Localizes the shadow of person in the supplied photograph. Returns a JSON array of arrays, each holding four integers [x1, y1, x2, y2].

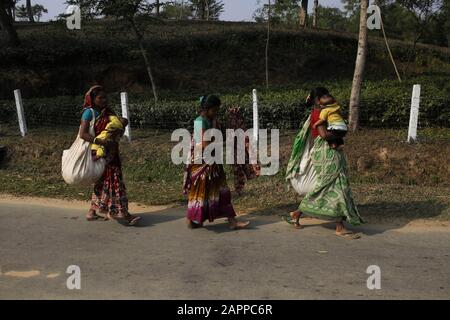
[[202, 214, 279, 234], [116, 207, 185, 228], [245, 200, 448, 237]]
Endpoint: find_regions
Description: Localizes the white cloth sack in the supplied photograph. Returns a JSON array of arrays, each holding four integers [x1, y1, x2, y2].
[[62, 108, 105, 186], [290, 133, 317, 196]]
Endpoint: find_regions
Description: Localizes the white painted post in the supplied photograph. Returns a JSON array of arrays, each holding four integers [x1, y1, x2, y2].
[[14, 89, 27, 137], [120, 92, 131, 142], [407, 84, 421, 143], [250, 89, 260, 165], [252, 89, 259, 144]]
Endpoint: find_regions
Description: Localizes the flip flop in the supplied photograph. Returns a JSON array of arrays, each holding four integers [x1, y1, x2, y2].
[[336, 231, 361, 240], [282, 216, 304, 229], [126, 216, 141, 226]]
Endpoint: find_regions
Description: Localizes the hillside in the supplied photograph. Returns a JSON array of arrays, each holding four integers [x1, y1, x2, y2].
[[1, 19, 449, 99]]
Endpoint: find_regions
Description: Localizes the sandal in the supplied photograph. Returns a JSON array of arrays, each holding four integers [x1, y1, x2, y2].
[[282, 215, 304, 229], [125, 214, 141, 226], [336, 231, 361, 240]]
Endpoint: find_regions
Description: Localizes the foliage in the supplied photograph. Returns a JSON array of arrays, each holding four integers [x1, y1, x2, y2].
[[0, 76, 448, 129], [15, 3, 48, 22], [254, 0, 301, 26], [190, 0, 224, 20], [160, 2, 194, 20], [313, 5, 349, 31]]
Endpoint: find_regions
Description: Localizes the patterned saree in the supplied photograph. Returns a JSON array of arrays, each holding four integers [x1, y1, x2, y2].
[[286, 112, 364, 226], [183, 116, 236, 224], [83, 86, 129, 217]]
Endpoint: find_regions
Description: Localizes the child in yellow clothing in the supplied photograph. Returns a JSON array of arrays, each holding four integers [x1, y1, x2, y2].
[[312, 95, 348, 149], [92, 116, 127, 159]]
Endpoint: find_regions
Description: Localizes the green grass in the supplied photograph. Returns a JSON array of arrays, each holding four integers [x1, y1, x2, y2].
[[0, 126, 449, 222]]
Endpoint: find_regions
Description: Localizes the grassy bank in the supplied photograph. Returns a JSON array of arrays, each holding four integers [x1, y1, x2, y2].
[[0, 126, 449, 222]]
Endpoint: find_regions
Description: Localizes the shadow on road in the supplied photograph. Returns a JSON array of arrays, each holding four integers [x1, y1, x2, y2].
[[202, 214, 280, 233], [245, 200, 449, 236], [116, 207, 184, 227]]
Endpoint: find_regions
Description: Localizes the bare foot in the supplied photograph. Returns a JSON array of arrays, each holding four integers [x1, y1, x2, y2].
[[288, 210, 303, 229], [335, 222, 360, 239], [228, 217, 250, 230], [86, 209, 105, 221]]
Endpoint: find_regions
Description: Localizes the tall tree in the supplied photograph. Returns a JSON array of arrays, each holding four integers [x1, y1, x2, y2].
[[0, 0, 20, 46], [312, 0, 318, 27], [155, 0, 160, 15], [314, 5, 348, 31], [266, 0, 271, 88], [348, 0, 368, 131], [254, 0, 301, 26], [16, 3, 48, 22], [397, 0, 444, 74], [190, 0, 223, 20], [299, 0, 308, 27], [161, 0, 193, 19], [95, 0, 159, 103], [26, 0, 34, 22]]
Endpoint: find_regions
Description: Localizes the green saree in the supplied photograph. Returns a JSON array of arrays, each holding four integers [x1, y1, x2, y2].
[[286, 116, 364, 226]]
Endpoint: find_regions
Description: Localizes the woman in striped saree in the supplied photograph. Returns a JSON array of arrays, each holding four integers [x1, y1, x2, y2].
[[183, 95, 249, 230]]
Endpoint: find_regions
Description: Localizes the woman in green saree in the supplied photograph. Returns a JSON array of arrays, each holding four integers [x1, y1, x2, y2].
[[286, 87, 364, 239]]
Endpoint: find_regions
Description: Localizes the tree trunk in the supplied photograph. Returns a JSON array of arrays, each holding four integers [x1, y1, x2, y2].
[[205, 0, 210, 20], [265, 0, 271, 89], [200, 1, 206, 20], [0, 1, 20, 46], [179, 0, 184, 20], [299, 0, 308, 28], [155, 0, 160, 15], [312, 0, 318, 28], [26, 0, 34, 23], [130, 19, 158, 104], [348, 0, 368, 132]]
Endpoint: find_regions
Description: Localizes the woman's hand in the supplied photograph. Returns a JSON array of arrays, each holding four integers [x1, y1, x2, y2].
[[316, 124, 334, 140], [120, 117, 129, 128], [79, 120, 95, 143], [94, 137, 115, 148]]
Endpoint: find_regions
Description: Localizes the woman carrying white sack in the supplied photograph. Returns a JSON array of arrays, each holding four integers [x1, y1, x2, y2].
[[285, 87, 364, 239]]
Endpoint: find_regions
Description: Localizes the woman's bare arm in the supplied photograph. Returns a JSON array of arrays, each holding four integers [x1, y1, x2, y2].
[[79, 120, 95, 143]]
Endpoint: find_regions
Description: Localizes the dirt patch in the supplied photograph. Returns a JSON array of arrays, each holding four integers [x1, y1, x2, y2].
[[280, 129, 450, 187]]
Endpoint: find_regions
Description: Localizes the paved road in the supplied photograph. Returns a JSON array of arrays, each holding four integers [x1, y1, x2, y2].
[[0, 201, 449, 299]]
